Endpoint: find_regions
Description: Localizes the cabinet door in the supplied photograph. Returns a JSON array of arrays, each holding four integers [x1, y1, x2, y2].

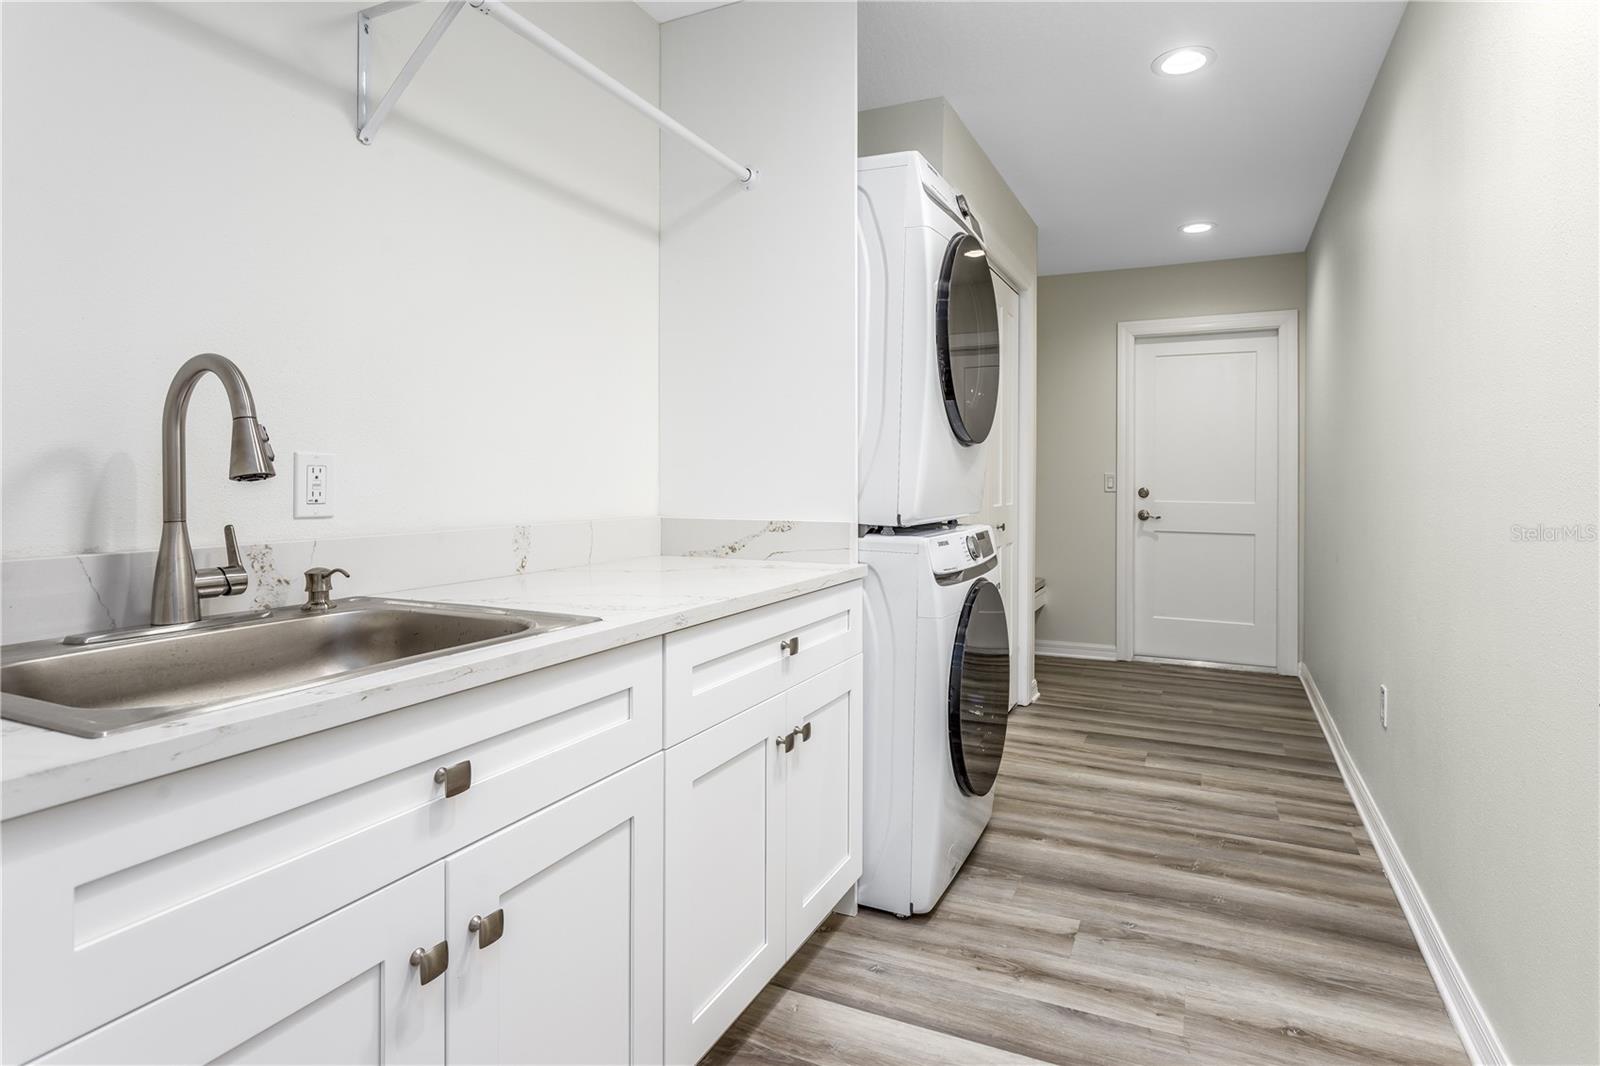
[[38, 866, 446, 1065], [783, 657, 864, 954], [663, 695, 787, 1065], [446, 755, 664, 1066]]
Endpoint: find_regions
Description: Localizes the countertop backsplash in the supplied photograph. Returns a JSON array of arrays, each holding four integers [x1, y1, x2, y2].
[[1, 517, 661, 645]]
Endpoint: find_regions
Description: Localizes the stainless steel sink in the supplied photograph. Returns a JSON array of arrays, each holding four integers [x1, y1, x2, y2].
[[0, 598, 599, 738]]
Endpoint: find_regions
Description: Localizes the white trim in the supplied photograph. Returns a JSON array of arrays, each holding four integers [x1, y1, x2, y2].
[[1298, 664, 1509, 1066], [1035, 640, 1117, 661], [1115, 309, 1300, 675]]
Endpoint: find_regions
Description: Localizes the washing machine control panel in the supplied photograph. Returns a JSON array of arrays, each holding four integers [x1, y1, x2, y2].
[[928, 526, 997, 576]]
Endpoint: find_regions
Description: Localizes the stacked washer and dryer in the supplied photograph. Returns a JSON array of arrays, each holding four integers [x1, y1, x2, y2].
[[856, 152, 1015, 918]]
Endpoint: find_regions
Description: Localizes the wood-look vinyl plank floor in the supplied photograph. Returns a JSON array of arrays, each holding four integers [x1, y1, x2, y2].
[[704, 658, 1466, 1065]]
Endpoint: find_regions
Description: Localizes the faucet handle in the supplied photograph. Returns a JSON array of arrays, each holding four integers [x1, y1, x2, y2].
[[196, 525, 250, 600]]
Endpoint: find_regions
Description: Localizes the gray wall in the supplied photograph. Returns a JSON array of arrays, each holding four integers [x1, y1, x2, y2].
[[1303, 3, 1598, 1062], [858, 97, 1038, 279], [1035, 254, 1306, 649]]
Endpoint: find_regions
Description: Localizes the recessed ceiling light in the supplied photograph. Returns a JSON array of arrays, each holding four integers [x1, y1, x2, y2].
[[1153, 46, 1215, 77], [963, 247, 987, 258], [1180, 221, 1216, 235]]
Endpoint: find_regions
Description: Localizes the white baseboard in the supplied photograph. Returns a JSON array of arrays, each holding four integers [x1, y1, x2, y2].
[[1298, 664, 1509, 1066], [1035, 640, 1117, 661]]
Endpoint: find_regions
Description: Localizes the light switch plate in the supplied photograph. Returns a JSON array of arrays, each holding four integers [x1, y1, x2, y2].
[[1103, 473, 1117, 492], [294, 452, 335, 519]]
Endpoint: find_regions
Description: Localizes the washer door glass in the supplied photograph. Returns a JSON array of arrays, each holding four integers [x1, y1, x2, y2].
[[936, 232, 1000, 445], [947, 578, 1013, 796]]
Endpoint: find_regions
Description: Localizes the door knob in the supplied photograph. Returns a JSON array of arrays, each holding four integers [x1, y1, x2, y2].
[[1138, 509, 1162, 521]]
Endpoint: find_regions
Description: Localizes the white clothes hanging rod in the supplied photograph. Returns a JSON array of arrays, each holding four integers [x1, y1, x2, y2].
[[355, 0, 756, 186]]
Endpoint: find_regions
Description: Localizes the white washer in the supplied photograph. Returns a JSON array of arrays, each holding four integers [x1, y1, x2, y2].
[[858, 524, 1013, 917], [857, 151, 1001, 528]]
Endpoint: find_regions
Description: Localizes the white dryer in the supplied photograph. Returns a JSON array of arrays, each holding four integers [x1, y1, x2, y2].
[[858, 524, 1013, 917], [858, 152, 1002, 528]]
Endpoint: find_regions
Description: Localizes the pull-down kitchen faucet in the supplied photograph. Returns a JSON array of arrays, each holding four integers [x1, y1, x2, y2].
[[150, 354, 276, 625]]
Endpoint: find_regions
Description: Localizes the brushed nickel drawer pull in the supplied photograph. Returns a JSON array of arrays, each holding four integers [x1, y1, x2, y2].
[[798, 721, 812, 743], [433, 760, 472, 797], [776, 730, 796, 753], [409, 941, 449, 985], [468, 909, 505, 949], [780, 636, 800, 656]]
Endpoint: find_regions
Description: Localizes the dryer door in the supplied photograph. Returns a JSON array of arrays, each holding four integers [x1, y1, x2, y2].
[[935, 233, 1000, 446], [946, 578, 1013, 796]]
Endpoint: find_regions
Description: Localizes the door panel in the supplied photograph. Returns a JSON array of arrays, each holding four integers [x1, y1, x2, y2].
[[664, 696, 786, 1065], [1133, 331, 1278, 666], [446, 755, 664, 1066], [39, 867, 445, 1065], [782, 658, 863, 954]]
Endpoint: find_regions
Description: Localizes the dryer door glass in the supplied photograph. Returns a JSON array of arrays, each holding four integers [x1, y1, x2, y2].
[[947, 577, 1013, 796], [936, 233, 1000, 445]]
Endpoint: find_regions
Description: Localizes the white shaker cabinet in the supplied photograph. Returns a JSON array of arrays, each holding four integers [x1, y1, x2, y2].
[[664, 657, 863, 1065], [663, 693, 789, 1065], [37, 865, 448, 1066], [5, 579, 865, 1066], [782, 658, 864, 956], [446, 754, 665, 1066]]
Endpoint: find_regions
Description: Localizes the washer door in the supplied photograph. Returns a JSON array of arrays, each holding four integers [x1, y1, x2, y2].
[[935, 232, 1000, 446], [947, 578, 1013, 796]]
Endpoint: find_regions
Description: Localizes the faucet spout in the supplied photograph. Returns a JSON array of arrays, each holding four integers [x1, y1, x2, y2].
[[152, 354, 276, 625]]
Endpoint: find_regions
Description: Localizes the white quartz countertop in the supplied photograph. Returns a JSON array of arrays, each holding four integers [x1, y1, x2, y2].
[[1, 555, 864, 818]]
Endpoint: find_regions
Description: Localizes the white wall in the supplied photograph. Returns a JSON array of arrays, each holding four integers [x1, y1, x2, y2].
[[658, 1, 857, 525], [1, 1, 660, 560], [1303, 3, 1598, 1062]]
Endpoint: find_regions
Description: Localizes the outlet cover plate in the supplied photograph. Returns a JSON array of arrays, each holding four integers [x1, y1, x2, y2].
[[294, 451, 335, 519]]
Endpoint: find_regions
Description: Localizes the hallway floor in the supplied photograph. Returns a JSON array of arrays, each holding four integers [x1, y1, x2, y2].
[[705, 658, 1466, 1065]]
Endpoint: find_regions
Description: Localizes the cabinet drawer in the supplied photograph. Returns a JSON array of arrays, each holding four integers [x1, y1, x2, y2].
[[2, 639, 662, 1064], [663, 583, 861, 746]]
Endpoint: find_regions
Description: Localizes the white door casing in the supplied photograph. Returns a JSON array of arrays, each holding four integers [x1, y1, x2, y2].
[[972, 273, 1024, 702], [1116, 311, 1299, 675]]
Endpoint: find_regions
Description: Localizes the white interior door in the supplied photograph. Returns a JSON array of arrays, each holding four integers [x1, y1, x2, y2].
[[1132, 330, 1279, 668], [973, 274, 1021, 689]]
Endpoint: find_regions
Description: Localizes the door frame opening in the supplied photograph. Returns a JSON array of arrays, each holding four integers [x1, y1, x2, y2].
[[1114, 309, 1300, 675]]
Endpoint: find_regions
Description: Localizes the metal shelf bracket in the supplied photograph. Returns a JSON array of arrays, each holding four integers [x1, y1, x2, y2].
[[353, 0, 755, 186], [356, 0, 462, 145]]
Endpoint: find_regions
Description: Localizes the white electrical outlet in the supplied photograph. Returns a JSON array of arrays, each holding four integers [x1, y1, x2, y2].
[[294, 452, 335, 519], [1103, 473, 1117, 492], [1378, 684, 1389, 729]]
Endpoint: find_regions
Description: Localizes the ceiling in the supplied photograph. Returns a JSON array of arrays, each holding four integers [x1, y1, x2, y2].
[[634, 1, 738, 24], [859, 2, 1404, 274]]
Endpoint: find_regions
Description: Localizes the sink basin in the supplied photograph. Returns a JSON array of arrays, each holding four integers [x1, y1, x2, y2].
[[0, 597, 599, 738]]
